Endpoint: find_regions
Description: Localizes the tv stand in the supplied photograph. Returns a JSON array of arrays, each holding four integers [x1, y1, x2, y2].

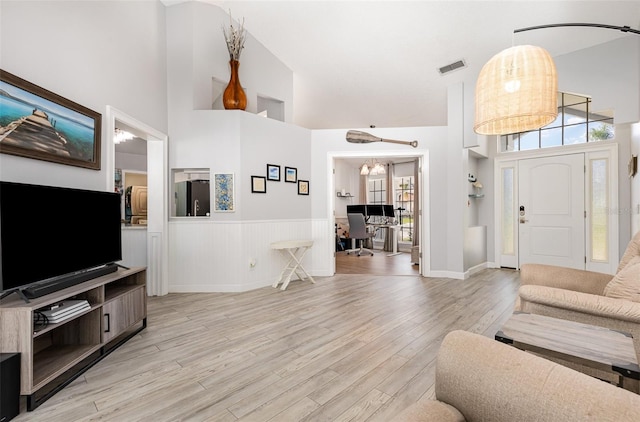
[[0, 267, 147, 412]]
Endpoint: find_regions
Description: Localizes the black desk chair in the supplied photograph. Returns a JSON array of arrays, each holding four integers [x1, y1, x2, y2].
[[346, 213, 376, 256]]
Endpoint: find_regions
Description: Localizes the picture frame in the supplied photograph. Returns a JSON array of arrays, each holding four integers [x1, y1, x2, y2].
[[298, 179, 309, 195], [285, 166, 297, 183], [267, 164, 281, 181], [214, 173, 235, 212], [0, 69, 102, 170], [251, 175, 266, 193]]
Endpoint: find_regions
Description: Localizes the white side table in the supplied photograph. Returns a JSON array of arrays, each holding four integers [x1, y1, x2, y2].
[[271, 239, 315, 290]]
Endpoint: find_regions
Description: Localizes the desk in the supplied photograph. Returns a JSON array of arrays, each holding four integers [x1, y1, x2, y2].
[[270, 240, 315, 290], [371, 224, 401, 256]]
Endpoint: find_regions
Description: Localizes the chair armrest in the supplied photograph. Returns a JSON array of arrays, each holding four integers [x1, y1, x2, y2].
[[520, 263, 612, 295], [519, 285, 640, 323]]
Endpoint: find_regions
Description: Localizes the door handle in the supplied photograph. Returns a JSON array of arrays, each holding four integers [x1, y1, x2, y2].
[[519, 218, 528, 224]]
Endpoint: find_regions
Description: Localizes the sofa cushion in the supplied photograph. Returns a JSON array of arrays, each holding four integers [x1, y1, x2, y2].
[[605, 256, 640, 302], [617, 231, 640, 273]]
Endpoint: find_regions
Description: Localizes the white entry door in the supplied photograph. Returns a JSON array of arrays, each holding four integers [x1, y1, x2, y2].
[[518, 154, 585, 269]]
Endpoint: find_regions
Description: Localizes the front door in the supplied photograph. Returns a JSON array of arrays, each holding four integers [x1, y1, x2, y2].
[[518, 154, 585, 269]]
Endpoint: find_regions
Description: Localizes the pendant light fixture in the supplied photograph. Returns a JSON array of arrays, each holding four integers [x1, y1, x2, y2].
[[474, 23, 640, 136], [114, 128, 135, 144], [360, 159, 386, 176], [474, 45, 557, 135]]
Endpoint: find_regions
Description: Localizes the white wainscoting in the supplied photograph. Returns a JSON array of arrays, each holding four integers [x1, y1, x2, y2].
[[311, 218, 334, 276], [168, 219, 314, 292], [147, 231, 166, 296], [120, 227, 147, 268]]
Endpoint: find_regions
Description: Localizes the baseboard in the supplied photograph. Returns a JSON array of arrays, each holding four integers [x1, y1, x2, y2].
[[426, 270, 466, 280], [463, 262, 489, 279]]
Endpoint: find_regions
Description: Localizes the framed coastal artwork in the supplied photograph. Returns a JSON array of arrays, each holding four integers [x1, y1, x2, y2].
[[0, 70, 102, 170], [267, 164, 281, 181], [285, 166, 297, 183], [214, 173, 235, 212]]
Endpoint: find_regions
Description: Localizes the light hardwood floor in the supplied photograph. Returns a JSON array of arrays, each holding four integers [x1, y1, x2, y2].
[[14, 268, 520, 421]]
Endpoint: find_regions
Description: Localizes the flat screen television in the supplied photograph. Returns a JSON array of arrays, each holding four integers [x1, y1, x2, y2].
[[0, 181, 122, 299]]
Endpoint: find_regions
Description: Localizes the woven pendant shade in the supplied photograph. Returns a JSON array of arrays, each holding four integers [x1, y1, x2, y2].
[[474, 45, 558, 135]]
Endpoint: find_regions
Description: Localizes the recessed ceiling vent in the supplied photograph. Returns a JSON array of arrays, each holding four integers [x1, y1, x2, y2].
[[439, 59, 466, 75]]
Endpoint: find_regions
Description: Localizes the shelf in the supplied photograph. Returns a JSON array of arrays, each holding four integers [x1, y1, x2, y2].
[[32, 344, 102, 390], [336, 192, 353, 198]]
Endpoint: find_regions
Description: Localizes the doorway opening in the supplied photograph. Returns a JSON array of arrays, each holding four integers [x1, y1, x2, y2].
[[331, 152, 429, 277], [105, 106, 169, 296]]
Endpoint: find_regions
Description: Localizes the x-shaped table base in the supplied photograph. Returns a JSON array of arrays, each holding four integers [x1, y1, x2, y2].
[[271, 240, 315, 290]]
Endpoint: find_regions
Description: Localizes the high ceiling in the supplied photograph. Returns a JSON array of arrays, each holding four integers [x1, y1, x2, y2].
[[194, 1, 639, 130]]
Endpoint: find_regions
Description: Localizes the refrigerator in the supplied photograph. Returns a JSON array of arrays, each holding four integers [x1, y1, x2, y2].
[[175, 180, 210, 216]]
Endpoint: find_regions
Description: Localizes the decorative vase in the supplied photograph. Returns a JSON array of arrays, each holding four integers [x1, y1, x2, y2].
[[223, 60, 247, 110]]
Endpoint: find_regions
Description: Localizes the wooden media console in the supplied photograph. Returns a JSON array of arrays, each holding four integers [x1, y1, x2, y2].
[[0, 267, 147, 411]]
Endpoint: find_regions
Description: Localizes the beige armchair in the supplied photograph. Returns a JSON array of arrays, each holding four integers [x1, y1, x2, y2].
[[515, 231, 640, 390], [393, 330, 640, 422]]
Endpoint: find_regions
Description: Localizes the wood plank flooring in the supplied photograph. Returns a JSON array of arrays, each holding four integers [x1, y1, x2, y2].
[[14, 268, 520, 421], [335, 251, 419, 275]]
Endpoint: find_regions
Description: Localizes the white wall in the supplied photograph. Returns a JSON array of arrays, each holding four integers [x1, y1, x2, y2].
[[165, 2, 311, 292], [170, 1, 294, 122], [555, 36, 640, 125], [0, 0, 167, 191]]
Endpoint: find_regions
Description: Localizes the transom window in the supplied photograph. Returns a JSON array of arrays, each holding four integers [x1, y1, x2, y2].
[[499, 93, 614, 152]]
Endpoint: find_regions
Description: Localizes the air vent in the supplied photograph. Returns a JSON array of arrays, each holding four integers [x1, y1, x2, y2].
[[439, 60, 466, 75]]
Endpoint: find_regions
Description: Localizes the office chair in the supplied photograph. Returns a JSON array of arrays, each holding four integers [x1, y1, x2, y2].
[[346, 213, 376, 256]]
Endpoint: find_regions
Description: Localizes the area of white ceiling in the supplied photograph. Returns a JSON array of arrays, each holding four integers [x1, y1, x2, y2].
[[190, 0, 639, 130]]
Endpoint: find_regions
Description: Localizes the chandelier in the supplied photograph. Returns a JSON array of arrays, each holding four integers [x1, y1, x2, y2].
[[114, 128, 135, 144], [360, 159, 386, 176]]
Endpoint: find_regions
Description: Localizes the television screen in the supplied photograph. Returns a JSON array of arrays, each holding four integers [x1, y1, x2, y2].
[[0, 181, 122, 293]]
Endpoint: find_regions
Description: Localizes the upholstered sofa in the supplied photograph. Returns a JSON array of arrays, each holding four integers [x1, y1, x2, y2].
[[515, 231, 640, 390], [393, 330, 640, 422]]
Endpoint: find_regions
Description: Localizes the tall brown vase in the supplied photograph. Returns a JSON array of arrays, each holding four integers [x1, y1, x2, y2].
[[223, 60, 247, 110]]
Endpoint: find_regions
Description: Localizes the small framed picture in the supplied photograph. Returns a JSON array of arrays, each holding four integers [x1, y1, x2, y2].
[[251, 175, 266, 193], [298, 180, 309, 195], [285, 166, 297, 183], [267, 164, 281, 181]]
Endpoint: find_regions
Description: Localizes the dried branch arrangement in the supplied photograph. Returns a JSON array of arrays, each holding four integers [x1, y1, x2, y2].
[[222, 12, 247, 61]]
